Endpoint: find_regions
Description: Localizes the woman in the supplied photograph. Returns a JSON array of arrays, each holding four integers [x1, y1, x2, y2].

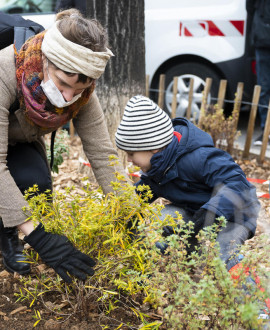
[[0, 9, 127, 283]]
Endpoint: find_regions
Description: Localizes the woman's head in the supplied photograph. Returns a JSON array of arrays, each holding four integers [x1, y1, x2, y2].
[[41, 58, 94, 106], [56, 9, 108, 52], [41, 9, 113, 80]]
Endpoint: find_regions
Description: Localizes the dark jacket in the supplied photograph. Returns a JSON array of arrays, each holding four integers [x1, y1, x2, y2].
[[55, 0, 86, 15], [246, 0, 270, 49], [136, 118, 260, 236]]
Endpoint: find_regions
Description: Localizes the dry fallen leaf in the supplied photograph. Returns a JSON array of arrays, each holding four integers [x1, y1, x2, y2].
[[9, 306, 27, 315]]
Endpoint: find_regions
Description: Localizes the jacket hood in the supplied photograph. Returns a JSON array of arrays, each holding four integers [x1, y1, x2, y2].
[[147, 117, 214, 180], [172, 117, 214, 154]]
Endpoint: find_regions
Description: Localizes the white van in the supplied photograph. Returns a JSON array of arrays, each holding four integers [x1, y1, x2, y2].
[[1, 0, 255, 117], [145, 0, 255, 117]]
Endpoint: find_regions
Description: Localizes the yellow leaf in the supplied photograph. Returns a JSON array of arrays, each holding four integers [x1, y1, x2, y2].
[[84, 285, 97, 289], [33, 320, 41, 327], [103, 290, 118, 295], [30, 298, 36, 307]]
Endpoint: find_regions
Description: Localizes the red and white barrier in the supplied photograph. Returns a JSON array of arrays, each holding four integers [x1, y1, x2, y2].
[[179, 20, 244, 37], [247, 178, 270, 199], [79, 157, 91, 168]]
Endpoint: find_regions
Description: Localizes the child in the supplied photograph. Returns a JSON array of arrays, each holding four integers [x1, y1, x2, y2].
[[115, 96, 270, 320], [115, 95, 260, 272]]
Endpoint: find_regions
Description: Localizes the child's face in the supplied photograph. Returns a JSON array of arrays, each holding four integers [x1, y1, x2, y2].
[[126, 150, 158, 173]]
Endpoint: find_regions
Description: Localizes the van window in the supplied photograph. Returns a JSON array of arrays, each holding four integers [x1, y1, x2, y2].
[[145, 0, 235, 10], [0, 0, 57, 14]]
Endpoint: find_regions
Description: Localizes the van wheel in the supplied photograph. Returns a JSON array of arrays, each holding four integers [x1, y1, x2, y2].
[[161, 62, 221, 121]]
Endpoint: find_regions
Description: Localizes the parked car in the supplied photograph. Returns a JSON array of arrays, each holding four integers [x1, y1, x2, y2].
[[1, 0, 256, 118], [0, 0, 56, 28], [145, 0, 256, 117]]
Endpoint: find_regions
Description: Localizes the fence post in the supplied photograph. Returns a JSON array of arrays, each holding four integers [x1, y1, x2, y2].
[[158, 74, 165, 109], [199, 77, 212, 126], [145, 74, 150, 98], [69, 120, 75, 139], [259, 100, 270, 163], [243, 85, 261, 158], [186, 78, 194, 120], [217, 79, 227, 110], [226, 82, 244, 154], [171, 76, 178, 119], [232, 82, 244, 130]]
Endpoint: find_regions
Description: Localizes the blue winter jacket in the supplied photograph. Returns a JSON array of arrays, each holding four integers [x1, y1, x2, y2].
[[136, 118, 260, 236]]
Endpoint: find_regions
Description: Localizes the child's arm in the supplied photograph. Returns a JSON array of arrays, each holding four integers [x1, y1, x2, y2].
[[189, 148, 260, 234]]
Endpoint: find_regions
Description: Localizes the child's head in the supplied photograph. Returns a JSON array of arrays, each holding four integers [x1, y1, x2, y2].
[[115, 95, 174, 172]]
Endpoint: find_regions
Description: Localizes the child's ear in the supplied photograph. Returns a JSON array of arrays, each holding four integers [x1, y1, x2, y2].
[[152, 149, 161, 154]]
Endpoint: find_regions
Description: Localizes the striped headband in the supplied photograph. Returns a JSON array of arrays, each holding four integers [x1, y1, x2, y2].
[[41, 22, 113, 79], [115, 95, 174, 151]]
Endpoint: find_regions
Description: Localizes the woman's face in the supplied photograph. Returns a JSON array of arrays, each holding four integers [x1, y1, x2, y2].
[[42, 57, 93, 102]]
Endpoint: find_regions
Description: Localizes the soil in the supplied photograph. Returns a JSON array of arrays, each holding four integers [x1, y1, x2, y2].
[[0, 136, 269, 330]]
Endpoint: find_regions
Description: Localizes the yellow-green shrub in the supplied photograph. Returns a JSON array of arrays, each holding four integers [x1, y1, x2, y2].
[[17, 173, 270, 329]]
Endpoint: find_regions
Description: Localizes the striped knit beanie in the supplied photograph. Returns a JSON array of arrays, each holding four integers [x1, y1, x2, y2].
[[115, 95, 174, 151]]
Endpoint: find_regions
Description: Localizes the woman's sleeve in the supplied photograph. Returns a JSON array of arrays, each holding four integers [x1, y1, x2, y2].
[[0, 48, 30, 227], [73, 92, 130, 195]]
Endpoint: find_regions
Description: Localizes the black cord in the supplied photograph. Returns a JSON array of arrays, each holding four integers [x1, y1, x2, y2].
[[50, 130, 56, 170]]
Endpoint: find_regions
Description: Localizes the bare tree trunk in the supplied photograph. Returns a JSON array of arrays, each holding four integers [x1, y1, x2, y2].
[[78, 1, 145, 177], [86, 0, 145, 140]]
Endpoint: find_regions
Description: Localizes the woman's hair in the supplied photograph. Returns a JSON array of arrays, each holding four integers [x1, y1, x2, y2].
[[56, 9, 108, 52], [54, 8, 109, 83]]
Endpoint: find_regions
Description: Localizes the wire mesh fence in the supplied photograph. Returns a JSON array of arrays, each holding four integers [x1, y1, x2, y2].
[[146, 74, 270, 162]]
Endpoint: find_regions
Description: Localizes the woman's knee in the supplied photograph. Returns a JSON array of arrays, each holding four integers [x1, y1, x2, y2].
[[7, 143, 52, 194]]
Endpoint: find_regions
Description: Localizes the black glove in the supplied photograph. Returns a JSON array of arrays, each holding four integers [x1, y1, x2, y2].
[[192, 208, 217, 235], [126, 217, 139, 240], [24, 224, 96, 283], [162, 209, 216, 238], [162, 224, 180, 238], [126, 216, 146, 242], [185, 209, 217, 253], [160, 209, 216, 254]]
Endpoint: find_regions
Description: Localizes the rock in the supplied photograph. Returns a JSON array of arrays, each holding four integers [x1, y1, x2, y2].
[[44, 318, 61, 330], [70, 326, 79, 330], [37, 264, 47, 272], [0, 270, 10, 278]]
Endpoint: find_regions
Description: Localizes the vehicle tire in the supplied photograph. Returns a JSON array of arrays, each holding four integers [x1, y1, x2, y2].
[[160, 62, 221, 121]]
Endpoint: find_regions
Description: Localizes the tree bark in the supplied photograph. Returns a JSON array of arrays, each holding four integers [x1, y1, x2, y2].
[[86, 0, 145, 140]]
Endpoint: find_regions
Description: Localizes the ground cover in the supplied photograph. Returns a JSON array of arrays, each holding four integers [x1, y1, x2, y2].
[[0, 136, 269, 330]]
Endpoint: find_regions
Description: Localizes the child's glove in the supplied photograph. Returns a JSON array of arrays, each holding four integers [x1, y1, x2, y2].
[[161, 209, 217, 254], [24, 224, 96, 283], [192, 208, 217, 235], [162, 224, 179, 237], [186, 209, 217, 253], [126, 217, 140, 241]]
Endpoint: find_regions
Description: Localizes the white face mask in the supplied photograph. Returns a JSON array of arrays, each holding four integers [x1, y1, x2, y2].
[[40, 61, 82, 108]]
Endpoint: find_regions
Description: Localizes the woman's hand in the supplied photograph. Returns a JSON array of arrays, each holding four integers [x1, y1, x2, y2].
[[21, 222, 96, 283]]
